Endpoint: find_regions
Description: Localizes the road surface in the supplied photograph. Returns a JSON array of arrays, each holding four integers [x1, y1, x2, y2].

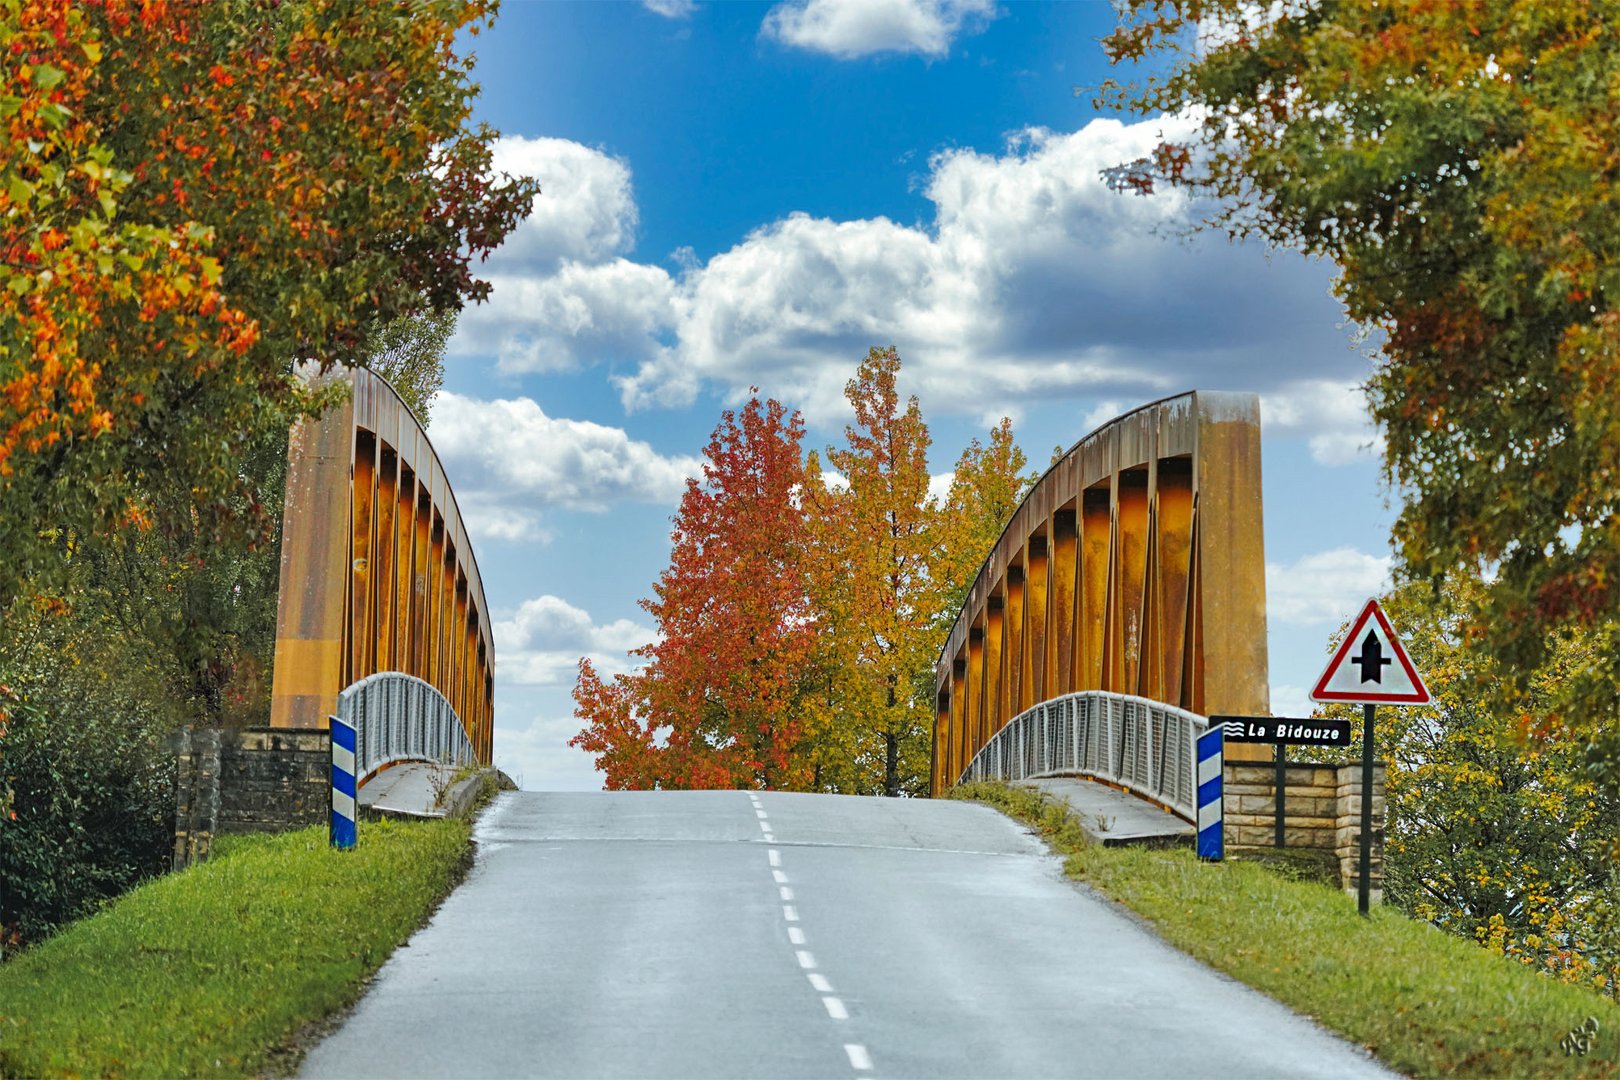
[[301, 790, 1395, 1079]]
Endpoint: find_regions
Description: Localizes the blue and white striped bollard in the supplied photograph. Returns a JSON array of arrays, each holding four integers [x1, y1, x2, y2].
[[1195, 725, 1224, 861], [330, 714, 357, 850]]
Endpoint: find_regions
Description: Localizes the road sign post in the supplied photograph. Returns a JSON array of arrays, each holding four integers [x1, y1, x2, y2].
[[1358, 703, 1375, 916], [1309, 599, 1430, 917], [1275, 743, 1285, 848]]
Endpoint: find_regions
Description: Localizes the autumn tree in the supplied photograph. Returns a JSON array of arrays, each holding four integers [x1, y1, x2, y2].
[[569, 659, 660, 792], [1099, 1, 1620, 788], [0, 303, 461, 946], [366, 309, 455, 426], [933, 417, 1035, 632], [1314, 578, 1620, 997], [0, 0, 536, 602], [572, 395, 819, 790], [805, 347, 941, 798], [48, 308, 457, 728]]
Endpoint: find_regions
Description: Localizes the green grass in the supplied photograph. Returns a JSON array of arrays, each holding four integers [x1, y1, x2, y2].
[[0, 817, 470, 1079], [952, 780, 1620, 1079]]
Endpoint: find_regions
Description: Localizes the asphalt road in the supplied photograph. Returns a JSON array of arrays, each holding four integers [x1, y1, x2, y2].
[[301, 790, 1396, 1079]]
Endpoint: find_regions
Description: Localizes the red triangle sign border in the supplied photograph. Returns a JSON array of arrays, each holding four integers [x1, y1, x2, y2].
[[1309, 598, 1432, 705]]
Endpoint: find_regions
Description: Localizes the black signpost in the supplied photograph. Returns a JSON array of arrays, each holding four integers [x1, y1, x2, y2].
[[1211, 716, 1354, 848], [1358, 703, 1376, 916]]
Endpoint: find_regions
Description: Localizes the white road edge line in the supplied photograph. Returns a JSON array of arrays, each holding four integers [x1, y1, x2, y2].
[[808, 972, 832, 992], [796, 949, 817, 970], [822, 996, 848, 1020], [845, 1044, 873, 1072]]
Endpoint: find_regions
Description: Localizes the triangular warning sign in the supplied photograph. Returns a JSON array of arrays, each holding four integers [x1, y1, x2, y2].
[[1310, 599, 1431, 705]]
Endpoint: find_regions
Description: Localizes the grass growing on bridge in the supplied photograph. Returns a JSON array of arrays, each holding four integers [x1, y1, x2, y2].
[[952, 780, 1620, 1080], [0, 816, 470, 1079]]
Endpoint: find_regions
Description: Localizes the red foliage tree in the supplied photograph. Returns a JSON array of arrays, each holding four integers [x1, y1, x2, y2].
[[572, 395, 819, 789]]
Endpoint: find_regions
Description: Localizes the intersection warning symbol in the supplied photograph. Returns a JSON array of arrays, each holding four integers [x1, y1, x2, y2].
[[1310, 599, 1431, 705]]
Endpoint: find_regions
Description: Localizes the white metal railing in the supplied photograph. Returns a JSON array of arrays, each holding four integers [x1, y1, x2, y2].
[[336, 671, 478, 784], [960, 691, 1210, 823]]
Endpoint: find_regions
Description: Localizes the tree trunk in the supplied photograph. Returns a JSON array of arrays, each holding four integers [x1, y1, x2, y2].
[[884, 731, 899, 797]]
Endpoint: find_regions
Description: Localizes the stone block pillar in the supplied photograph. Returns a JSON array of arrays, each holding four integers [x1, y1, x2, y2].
[[1335, 763, 1386, 904], [1222, 761, 1385, 899], [172, 726, 331, 870]]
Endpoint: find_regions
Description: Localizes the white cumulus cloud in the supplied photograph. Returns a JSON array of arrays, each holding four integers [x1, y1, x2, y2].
[[491, 136, 639, 267], [453, 139, 675, 375], [454, 497, 550, 546], [428, 392, 701, 546], [761, 0, 997, 59], [1266, 547, 1392, 627], [494, 594, 653, 686], [493, 706, 611, 791], [463, 261, 676, 375], [459, 120, 1367, 430], [1262, 380, 1383, 466]]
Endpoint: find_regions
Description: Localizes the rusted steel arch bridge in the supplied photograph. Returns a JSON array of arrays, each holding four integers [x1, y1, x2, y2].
[[931, 391, 1272, 795], [268, 365, 494, 766]]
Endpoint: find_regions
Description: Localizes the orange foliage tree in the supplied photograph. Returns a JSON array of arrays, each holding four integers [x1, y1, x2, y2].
[[571, 396, 819, 790], [572, 351, 1032, 794], [0, 0, 536, 599], [804, 347, 941, 797], [1098, 0, 1620, 787]]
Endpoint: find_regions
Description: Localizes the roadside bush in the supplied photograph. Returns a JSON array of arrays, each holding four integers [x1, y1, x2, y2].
[[0, 598, 189, 953], [0, 690, 176, 951]]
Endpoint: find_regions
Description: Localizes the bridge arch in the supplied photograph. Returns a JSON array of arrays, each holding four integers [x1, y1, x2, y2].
[[932, 391, 1270, 794], [269, 365, 493, 763]]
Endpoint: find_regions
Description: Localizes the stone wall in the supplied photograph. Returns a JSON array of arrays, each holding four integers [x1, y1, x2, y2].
[[173, 726, 330, 870], [1224, 761, 1385, 900]]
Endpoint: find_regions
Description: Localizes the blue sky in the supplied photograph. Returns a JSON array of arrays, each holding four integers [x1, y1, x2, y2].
[[430, 0, 1397, 790]]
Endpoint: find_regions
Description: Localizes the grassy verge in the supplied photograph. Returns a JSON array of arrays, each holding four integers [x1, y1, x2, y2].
[[0, 816, 470, 1079], [952, 780, 1620, 1079]]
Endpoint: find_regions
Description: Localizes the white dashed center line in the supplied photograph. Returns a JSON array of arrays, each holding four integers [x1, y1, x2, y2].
[[753, 795, 872, 1076]]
